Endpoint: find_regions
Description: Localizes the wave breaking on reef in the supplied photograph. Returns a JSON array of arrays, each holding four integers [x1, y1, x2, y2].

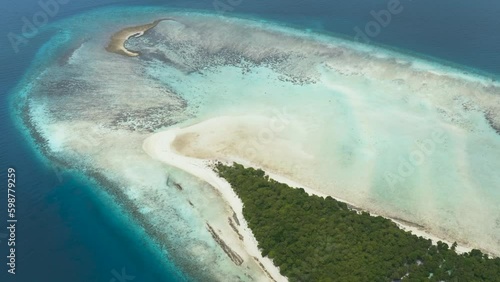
[[13, 7, 500, 280]]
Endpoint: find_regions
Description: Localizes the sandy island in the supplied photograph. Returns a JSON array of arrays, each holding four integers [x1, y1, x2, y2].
[[143, 125, 478, 281], [106, 19, 171, 56]]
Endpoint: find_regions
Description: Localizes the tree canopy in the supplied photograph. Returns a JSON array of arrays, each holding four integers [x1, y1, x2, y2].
[[215, 162, 500, 282]]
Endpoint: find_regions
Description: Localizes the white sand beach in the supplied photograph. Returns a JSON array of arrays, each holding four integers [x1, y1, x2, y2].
[[143, 127, 288, 282]]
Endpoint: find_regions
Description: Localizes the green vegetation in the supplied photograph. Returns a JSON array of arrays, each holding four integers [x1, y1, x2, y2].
[[215, 162, 500, 282]]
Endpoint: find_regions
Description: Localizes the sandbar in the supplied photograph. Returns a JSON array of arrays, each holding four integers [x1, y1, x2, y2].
[[106, 19, 170, 57]]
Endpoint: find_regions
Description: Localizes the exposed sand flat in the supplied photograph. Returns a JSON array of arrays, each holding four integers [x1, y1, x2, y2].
[[148, 124, 475, 257], [106, 19, 170, 56]]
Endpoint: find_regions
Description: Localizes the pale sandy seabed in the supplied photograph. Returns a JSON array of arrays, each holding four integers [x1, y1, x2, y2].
[[16, 9, 500, 281]]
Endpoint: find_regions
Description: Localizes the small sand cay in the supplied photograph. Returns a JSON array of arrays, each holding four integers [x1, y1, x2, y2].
[[106, 19, 171, 56]]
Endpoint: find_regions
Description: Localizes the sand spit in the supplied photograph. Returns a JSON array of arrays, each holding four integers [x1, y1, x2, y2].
[[143, 128, 288, 282], [106, 18, 171, 56]]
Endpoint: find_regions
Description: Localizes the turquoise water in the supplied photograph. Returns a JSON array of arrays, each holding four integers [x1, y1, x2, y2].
[[1, 1, 500, 281]]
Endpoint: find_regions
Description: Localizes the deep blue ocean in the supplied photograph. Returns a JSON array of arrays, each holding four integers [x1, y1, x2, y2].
[[0, 0, 499, 281]]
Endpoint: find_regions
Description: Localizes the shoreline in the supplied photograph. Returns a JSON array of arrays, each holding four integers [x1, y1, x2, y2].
[[255, 164, 476, 256], [143, 126, 491, 276], [143, 128, 288, 282], [232, 158, 476, 256]]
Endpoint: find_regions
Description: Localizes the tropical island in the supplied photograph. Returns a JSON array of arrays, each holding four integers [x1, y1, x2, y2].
[[15, 7, 500, 281], [215, 162, 500, 281]]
